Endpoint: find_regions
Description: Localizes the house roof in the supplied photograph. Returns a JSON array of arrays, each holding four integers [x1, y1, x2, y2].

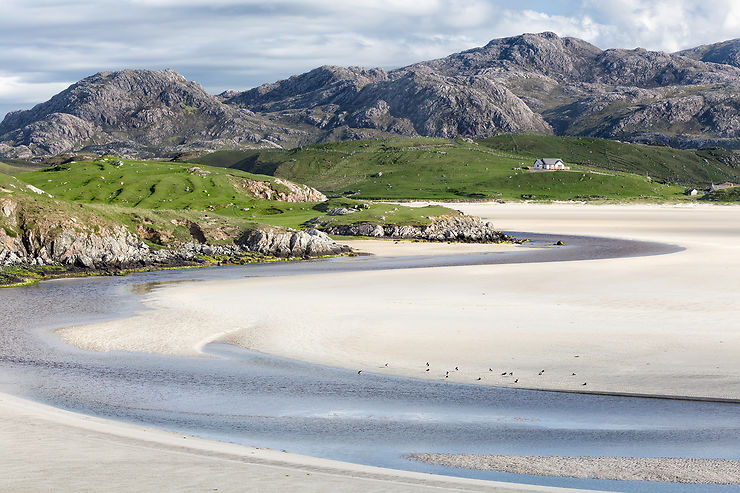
[[535, 158, 564, 165]]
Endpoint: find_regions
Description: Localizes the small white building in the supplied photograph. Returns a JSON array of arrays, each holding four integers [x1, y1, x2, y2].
[[685, 188, 699, 196], [533, 158, 568, 170]]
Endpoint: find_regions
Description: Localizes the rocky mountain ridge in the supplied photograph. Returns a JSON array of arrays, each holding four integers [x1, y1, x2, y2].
[[2, 33, 740, 158], [0, 69, 311, 159]]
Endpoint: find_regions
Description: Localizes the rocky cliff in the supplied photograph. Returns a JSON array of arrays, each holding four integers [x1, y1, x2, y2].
[[2, 33, 740, 158]]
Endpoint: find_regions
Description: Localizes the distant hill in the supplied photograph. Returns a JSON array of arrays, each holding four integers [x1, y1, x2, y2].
[[2, 33, 740, 159]]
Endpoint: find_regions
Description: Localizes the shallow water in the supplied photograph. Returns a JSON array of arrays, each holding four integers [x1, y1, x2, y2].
[[1, 233, 738, 493]]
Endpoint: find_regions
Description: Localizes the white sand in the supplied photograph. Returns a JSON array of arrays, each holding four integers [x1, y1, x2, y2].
[[343, 238, 524, 257], [1, 392, 583, 493], [408, 453, 740, 485], [59, 203, 740, 400]]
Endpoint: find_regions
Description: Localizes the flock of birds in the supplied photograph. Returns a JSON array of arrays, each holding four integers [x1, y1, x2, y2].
[[357, 362, 588, 387]]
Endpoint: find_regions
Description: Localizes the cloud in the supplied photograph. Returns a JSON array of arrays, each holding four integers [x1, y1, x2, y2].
[[0, 74, 71, 105], [583, 0, 740, 51], [0, 0, 738, 120]]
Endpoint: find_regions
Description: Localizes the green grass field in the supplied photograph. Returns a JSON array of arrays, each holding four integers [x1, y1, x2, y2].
[[186, 137, 690, 202], [15, 156, 453, 233]]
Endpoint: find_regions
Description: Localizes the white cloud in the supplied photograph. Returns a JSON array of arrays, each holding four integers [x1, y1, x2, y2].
[[0, 0, 739, 119], [0, 74, 71, 104], [583, 0, 740, 51]]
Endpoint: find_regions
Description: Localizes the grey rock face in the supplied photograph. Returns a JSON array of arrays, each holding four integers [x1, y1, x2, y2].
[[677, 39, 740, 69], [237, 227, 350, 257], [321, 215, 514, 243]]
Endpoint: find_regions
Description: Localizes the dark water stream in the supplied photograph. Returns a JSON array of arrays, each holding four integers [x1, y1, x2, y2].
[[1, 233, 738, 493]]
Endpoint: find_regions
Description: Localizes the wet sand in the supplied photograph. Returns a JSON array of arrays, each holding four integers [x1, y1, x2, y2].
[[2, 392, 585, 493], [58, 203, 740, 400], [407, 454, 740, 485]]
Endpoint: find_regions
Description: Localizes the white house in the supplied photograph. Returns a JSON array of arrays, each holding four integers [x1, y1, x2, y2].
[[685, 188, 699, 196], [533, 158, 568, 170]]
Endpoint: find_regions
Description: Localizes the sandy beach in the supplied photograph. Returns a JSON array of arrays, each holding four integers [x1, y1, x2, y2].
[[59, 202, 740, 400]]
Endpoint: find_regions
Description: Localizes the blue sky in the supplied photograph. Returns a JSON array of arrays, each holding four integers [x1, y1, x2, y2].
[[1, 0, 739, 119]]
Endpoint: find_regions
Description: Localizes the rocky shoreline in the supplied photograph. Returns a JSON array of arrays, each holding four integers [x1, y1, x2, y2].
[[320, 215, 518, 243], [0, 222, 350, 287], [2, 198, 515, 287]]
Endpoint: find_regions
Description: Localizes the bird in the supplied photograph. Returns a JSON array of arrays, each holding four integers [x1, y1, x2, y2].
[[501, 372, 507, 376], [538, 370, 544, 376], [572, 372, 576, 376], [476, 377, 482, 381], [384, 363, 388, 367], [445, 375, 449, 379], [426, 362, 430, 367], [445, 371, 449, 376], [514, 379, 519, 383], [425, 368, 430, 372], [357, 370, 362, 375], [509, 372, 513, 376], [489, 368, 493, 372], [582, 382, 587, 386]]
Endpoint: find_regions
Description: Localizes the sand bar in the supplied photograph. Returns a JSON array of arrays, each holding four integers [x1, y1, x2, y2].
[[58, 203, 740, 400], [407, 454, 740, 485]]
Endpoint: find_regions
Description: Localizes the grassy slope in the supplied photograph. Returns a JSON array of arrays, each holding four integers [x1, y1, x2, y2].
[[477, 134, 740, 186], [702, 187, 740, 202], [188, 138, 687, 202], [17, 156, 451, 233]]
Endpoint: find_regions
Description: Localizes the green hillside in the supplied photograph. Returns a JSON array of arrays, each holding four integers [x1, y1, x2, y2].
[[186, 137, 688, 202], [477, 134, 740, 186], [17, 156, 449, 231], [702, 186, 740, 202]]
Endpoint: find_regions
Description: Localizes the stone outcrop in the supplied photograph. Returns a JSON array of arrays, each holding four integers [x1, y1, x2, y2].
[[237, 227, 349, 257], [229, 175, 327, 202], [320, 215, 515, 243]]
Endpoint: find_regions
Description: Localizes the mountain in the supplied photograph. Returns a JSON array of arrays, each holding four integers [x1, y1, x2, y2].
[[0, 69, 310, 159], [2, 33, 740, 158], [230, 32, 740, 149]]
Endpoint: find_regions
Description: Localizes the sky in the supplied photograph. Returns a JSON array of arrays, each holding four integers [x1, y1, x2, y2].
[[1, 0, 739, 119]]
